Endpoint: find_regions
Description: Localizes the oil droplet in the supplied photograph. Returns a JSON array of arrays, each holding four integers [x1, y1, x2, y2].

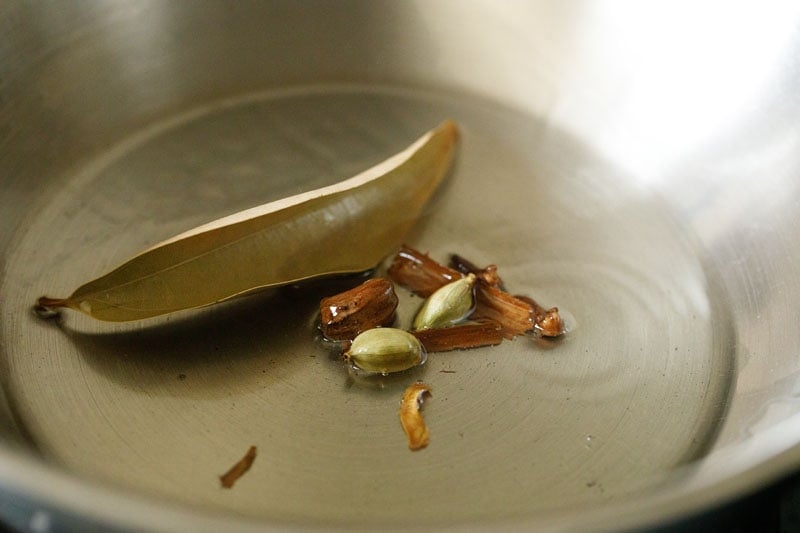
[[559, 308, 578, 334]]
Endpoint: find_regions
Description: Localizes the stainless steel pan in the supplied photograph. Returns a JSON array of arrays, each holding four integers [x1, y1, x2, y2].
[[2, 1, 800, 530]]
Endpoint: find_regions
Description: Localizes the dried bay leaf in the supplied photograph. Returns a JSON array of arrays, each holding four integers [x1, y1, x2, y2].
[[38, 120, 459, 322]]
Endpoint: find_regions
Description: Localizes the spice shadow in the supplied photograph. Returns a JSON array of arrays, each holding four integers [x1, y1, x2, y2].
[[50, 276, 369, 400]]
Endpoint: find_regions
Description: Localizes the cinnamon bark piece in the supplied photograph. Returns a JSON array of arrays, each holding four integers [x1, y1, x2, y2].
[[219, 445, 257, 489], [411, 320, 504, 352], [399, 382, 432, 450]]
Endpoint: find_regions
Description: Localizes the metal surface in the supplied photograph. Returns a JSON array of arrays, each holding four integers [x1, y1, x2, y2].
[[0, 1, 799, 531]]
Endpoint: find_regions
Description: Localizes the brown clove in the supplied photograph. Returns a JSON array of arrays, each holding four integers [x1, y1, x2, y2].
[[387, 245, 463, 297], [390, 246, 564, 339]]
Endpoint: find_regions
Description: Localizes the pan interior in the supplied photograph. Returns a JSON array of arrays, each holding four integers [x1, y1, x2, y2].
[[0, 86, 734, 527]]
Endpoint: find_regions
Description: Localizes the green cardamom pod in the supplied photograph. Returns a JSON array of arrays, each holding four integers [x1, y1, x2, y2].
[[345, 328, 425, 374], [412, 273, 476, 330]]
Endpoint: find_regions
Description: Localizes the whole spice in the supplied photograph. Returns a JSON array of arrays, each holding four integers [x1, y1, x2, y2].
[[399, 382, 432, 450], [345, 328, 425, 374], [411, 320, 504, 352], [319, 278, 398, 341], [450, 254, 504, 289], [387, 245, 463, 298], [412, 273, 476, 330], [516, 295, 565, 337], [471, 282, 535, 338], [536, 308, 565, 338], [36, 121, 458, 322], [449, 254, 537, 336], [389, 246, 565, 339], [219, 445, 257, 489]]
